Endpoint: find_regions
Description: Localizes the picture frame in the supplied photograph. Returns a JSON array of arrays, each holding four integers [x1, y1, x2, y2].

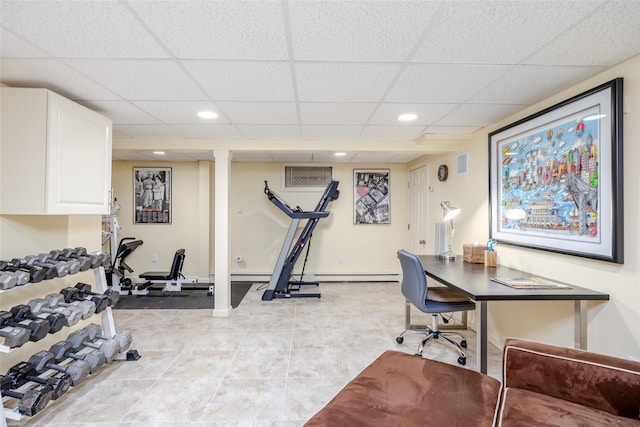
[[354, 169, 390, 224], [133, 167, 172, 224], [489, 78, 623, 263]]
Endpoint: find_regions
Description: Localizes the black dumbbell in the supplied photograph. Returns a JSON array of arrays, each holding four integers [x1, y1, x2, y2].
[[84, 324, 132, 355], [0, 375, 53, 416], [28, 350, 90, 386], [26, 254, 74, 277], [0, 321, 30, 348], [66, 329, 120, 362], [28, 298, 82, 327], [3, 258, 48, 282], [0, 260, 29, 286], [16, 256, 59, 279], [45, 293, 96, 319], [6, 361, 72, 400], [10, 304, 67, 334], [0, 310, 50, 341], [49, 341, 106, 373], [74, 282, 120, 307], [50, 249, 91, 272], [60, 287, 108, 313]]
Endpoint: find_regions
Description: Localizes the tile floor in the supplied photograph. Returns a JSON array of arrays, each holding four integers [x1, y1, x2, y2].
[[6, 282, 502, 426]]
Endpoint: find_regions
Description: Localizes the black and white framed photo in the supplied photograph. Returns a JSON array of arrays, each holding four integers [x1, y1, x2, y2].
[[489, 78, 624, 263], [133, 167, 171, 224], [354, 169, 390, 224]]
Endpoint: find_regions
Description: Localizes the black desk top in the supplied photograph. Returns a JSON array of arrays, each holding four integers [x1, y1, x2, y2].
[[418, 255, 609, 302]]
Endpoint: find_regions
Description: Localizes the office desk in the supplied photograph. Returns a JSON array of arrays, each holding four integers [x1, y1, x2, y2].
[[418, 255, 609, 373]]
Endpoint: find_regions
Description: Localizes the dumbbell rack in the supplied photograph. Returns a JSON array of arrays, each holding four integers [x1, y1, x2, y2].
[[1, 262, 133, 423]]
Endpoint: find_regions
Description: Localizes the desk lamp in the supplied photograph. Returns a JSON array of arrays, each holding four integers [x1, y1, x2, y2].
[[438, 201, 460, 260]]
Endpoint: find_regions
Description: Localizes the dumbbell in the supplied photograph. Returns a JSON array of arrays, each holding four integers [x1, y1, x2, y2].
[[0, 270, 17, 290], [49, 341, 106, 373], [10, 304, 66, 334], [14, 256, 58, 280], [0, 322, 30, 348], [27, 254, 75, 276], [67, 329, 120, 362], [50, 249, 92, 272], [6, 361, 72, 400], [0, 260, 30, 285], [45, 293, 96, 320], [0, 375, 53, 416], [0, 310, 50, 341], [28, 350, 90, 386], [74, 282, 120, 307], [59, 287, 108, 313], [4, 258, 48, 282], [28, 298, 82, 327], [84, 324, 132, 355], [74, 247, 110, 269]]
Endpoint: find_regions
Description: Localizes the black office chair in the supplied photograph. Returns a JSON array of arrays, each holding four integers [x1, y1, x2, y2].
[[395, 249, 475, 365], [138, 249, 186, 290]]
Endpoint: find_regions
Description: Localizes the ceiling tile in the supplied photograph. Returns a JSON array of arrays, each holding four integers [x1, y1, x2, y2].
[[299, 103, 377, 125], [412, 1, 597, 64], [0, 59, 120, 100], [288, 1, 438, 61], [172, 124, 242, 139], [0, 29, 49, 58], [369, 103, 457, 126], [236, 125, 300, 139], [85, 100, 161, 125], [128, 1, 288, 60], [0, 1, 168, 58], [360, 125, 425, 140], [69, 59, 207, 100], [133, 101, 229, 124], [184, 61, 295, 101], [114, 124, 186, 139], [310, 152, 357, 163], [423, 125, 481, 135], [434, 103, 525, 127], [300, 125, 363, 139], [386, 64, 508, 104], [218, 101, 298, 125], [468, 64, 604, 105], [296, 62, 401, 102]]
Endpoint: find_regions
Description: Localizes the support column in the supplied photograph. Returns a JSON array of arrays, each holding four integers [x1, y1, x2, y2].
[[213, 150, 231, 317], [198, 161, 211, 282]]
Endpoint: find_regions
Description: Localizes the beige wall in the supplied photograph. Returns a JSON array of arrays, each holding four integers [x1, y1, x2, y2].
[[416, 54, 640, 360]]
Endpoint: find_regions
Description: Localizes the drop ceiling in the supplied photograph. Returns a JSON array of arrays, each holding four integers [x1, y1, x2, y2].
[[1, 1, 639, 163]]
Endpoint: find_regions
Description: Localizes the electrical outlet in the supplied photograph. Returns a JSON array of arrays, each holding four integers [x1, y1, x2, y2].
[[338, 255, 344, 264], [151, 253, 158, 262]]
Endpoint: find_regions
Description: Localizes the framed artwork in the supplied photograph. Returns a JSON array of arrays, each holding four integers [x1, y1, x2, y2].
[[133, 167, 171, 224], [489, 78, 623, 263], [354, 169, 390, 224]]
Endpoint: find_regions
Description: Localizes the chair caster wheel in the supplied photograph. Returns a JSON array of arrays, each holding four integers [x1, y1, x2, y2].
[[458, 356, 466, 366], [460, 340, 467, 348], [396, 336, 404, 344]]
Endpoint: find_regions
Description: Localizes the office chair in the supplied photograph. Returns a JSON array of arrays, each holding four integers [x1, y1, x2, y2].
[[395, 249, 475, 365]]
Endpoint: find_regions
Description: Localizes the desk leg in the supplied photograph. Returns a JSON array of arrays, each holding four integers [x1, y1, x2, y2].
[[575, 300, 587, 349], [476, 301, 488, 374]]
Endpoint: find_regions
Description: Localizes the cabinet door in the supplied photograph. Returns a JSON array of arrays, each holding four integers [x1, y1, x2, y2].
[[46, 92, 112, 214]]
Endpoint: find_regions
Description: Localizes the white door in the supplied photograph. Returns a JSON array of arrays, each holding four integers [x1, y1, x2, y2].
[[408, 165, 429, 254]]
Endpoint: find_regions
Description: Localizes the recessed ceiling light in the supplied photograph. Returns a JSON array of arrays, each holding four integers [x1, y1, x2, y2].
[[398, 113, 418, 122], [153, 151, 166, 155], [335, 152, 346, 157], [197, 111, 218, 119]]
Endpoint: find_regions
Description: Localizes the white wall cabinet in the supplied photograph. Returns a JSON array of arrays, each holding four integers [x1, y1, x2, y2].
[[0, 88, 112, 215]]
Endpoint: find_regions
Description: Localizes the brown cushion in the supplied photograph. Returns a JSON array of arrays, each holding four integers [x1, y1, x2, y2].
[[498, 388, 640, 427], [305, 350, 500, 427], [426, 286, 471, 303]]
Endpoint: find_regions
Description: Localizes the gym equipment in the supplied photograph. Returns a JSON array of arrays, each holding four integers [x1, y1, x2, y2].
[[44, 293, 96, 320], [49, 341, 106, 373], [49, 249, 91, 272], [27, 298, 82, 327], [73, 282, 120, 307], [24, 254, 70, 277], [105, 237, 143, 290], [262, 179, 340, 300], [135, 248, 195, 295], [0, 271, 17, 290], [59, 287, 109, 313], [0, 323, 30, 348], [0, 261, 30, 285], [84, 324, 132, 355], [9, 304, 66, 334], [66, 329, 119, 362], [6, 361, 72, 400], [0, 375, 52, 416], [5, 259, 49, 282], [28, 350, 90, 386], [0, 311, 50, 341]]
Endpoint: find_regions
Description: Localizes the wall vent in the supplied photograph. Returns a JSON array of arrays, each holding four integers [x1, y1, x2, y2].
[[456, 153, 469, 175], [284, 165, 332, 189]]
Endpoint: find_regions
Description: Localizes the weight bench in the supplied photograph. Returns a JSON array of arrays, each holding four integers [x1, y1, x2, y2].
[[132, 249, 196, 295]]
